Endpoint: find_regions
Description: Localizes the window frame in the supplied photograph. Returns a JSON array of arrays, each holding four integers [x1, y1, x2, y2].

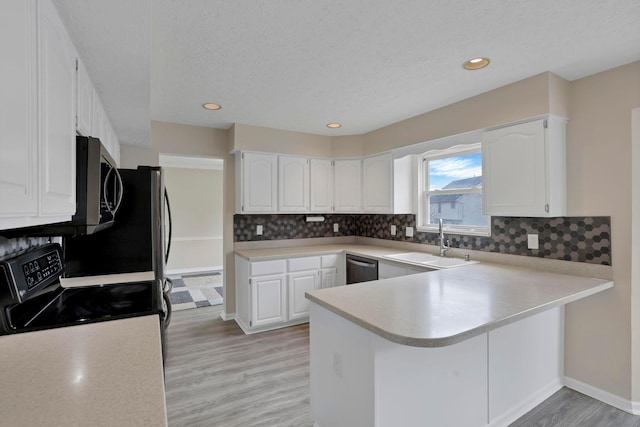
[[416, 143, 490, 236]]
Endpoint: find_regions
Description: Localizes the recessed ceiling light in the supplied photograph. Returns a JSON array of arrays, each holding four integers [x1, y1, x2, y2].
[[463, 57, 490, 70], [326, 123, 342, 129], [203, 103, 222, 110]]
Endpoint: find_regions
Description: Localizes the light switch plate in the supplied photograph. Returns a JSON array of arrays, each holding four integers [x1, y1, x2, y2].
[[527, 234, 539, 250], [391, 225, 397, 235], [333, 223, 339, 232], [256, 225, 263, 235], [406, 226, 414, 237]]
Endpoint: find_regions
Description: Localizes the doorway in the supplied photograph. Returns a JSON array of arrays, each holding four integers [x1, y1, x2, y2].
[[159, 154, 224, 311]]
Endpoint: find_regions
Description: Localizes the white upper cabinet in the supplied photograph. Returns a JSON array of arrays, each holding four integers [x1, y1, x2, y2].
[[334, 159, 362, 213], [482, 117, 566, 217], [309, 158, 334, 213], [76, 58, 93, 137], [37, 0, 76, 216], [0, 0, 38, 218], [363, 153, 393, 213], [278, 155, 309, 212], [237, 152, 278, 213]]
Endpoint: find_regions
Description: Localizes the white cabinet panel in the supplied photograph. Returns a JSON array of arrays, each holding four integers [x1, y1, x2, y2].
[[482, 117, 566, 217], [76, 58, 93, 137], [278, 155, 309, 212], [239, 152, 278, 213], [251, 274, 287, 327], [320, 267, 337, 289], [288, 270, 319, 320], [363, 153, 392, 213], [37, 0, 76, 216], [250, 259, 286, 276], [0, 0, 38, 217], [288, 256, 320, 272], [310, 158, 334, 212], [334, 159, 362, 212]]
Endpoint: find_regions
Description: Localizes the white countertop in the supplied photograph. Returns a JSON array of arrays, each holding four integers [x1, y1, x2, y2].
[[307, 263, 612, 347], [236, 243, 613, 347], [0, 315, 167, 426]]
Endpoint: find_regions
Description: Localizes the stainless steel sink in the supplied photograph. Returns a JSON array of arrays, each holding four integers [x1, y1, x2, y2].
[[384, 252, 478, 269]]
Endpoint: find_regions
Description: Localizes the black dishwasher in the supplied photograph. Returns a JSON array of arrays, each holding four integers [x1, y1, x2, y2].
[[346, 254, 378, 284]]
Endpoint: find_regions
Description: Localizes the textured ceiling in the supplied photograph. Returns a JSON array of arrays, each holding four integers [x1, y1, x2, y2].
[[56, 1, 640, 145]]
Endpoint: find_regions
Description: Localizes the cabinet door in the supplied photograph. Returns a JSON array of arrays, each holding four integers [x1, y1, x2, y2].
[[278, 155, 309, 212], [320, 267, 337, 289], [0, 0, 38, 217], [363, 153, 393, 213], [91, 91, 106, 142], [37, 0, 76, 216], [241, 152, 278, 213], [251, 274, 287, 327], [334, 159, 362, 212], [310, 158, 334, 212], [288, 270, 319, 320], [482, 120, 547, 217], [76, 58, 93, 137]]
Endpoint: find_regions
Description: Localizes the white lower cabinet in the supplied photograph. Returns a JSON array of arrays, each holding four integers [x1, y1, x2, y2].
[[288, 270, 319, 320], [235, 253, 343, 334], [251, 273, 287, 328]]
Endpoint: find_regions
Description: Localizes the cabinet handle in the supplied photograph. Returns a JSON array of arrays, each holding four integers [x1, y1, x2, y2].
[[545, 204, 549, 213]]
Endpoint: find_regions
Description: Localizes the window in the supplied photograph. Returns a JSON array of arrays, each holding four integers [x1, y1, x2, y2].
[[417, 143, 490, 236]]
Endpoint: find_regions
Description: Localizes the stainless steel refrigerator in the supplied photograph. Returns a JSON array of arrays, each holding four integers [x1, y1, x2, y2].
[[63, 166, 173, 324]]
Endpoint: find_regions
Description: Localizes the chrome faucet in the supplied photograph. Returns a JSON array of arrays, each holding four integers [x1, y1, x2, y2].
[[438, 218, 450, 257]]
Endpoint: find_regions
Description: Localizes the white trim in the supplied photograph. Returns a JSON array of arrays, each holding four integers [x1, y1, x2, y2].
[[159, 154, 223, 170], [564, 376, 639, 415], [167, 265, 223, 276], [220, 311, 235, 321], [171, 235, 223, 242], [488, 379, 563, 427]]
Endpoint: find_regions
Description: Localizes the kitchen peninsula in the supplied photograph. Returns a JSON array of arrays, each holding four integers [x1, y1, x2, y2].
[[305, 261, 612, 427]]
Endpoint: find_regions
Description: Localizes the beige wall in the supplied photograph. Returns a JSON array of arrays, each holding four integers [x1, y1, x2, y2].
[[164, 167, 223, 271], [564, 62, 640, 400], [361, 72, 562, 155], [231, 123, 333, 157], [121, 121, 236, 317]]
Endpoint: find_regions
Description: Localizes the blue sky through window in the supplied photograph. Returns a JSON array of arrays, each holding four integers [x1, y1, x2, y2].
[[428, 152, 482, 190]]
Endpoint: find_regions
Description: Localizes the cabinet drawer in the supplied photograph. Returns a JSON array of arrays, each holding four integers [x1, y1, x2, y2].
[[288, 256, 321, 272], [250, 259, 287, 276], [321, 254, 339, 268], [378, 262, 407, 279]]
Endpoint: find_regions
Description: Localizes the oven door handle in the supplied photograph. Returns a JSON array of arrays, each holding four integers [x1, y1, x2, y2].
[[162, 291, 172, 329]]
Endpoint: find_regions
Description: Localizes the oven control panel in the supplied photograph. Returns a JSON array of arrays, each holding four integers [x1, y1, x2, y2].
[[0, 244, 63, 303], [21, 249, 62, 290]]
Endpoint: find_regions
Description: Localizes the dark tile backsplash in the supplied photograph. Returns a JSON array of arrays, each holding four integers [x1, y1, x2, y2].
[[234, 214, 612, 265]]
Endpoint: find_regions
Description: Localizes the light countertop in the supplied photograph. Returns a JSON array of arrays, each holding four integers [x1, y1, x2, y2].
[[0, 315, 167, 427], [306, 263, 612, 347], [237, 242, 613, 346], [235, 244, 434, 264]]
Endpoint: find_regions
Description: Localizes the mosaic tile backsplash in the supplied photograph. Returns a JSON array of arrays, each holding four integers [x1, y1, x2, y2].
[[234, 214, 612, 265]]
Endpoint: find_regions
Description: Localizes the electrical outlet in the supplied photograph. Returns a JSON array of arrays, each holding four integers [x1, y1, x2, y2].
[[256, 225, 263, 235], [391, 225, 397, 236], [334, 223, 339, 232], [527, 234, 539, 250], [406, 226, 414, 237]]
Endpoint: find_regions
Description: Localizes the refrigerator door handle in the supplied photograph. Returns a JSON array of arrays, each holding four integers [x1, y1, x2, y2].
[[164, 189, 173, 265]]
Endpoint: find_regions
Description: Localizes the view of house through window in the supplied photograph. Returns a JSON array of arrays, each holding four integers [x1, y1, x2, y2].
[[418, 144, 490, 235]]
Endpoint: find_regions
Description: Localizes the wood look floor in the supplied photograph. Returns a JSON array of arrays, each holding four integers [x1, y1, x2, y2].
[[164, 306, 640, 427]]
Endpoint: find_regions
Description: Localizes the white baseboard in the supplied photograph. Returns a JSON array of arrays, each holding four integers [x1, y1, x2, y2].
[[488, 378, 563, 427], [220, 311, 235, 321], [167, 266, 223, 276], [564, 376, 640, 415]]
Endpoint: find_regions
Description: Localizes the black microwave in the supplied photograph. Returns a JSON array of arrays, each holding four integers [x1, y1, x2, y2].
[[2, 136, 123, 237]]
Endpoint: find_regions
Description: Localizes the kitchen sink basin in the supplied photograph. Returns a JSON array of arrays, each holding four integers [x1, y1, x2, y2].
[[384, 252, 478, 269]]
